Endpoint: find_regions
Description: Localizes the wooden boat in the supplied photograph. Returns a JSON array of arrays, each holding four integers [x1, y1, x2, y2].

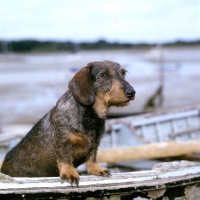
[[98, 104, 200, 163], [1, 104, 200, 199], [1, 160, 200, 199]]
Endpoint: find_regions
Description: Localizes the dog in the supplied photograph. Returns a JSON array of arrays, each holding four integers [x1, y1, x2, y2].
[[1, 61, 135, 186]]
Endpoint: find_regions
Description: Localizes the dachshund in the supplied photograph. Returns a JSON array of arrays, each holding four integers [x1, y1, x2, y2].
[[1, 60, 136, 186]]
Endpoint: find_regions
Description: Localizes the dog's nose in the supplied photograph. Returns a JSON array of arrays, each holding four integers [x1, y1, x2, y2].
[[125, 87, 136, 98]]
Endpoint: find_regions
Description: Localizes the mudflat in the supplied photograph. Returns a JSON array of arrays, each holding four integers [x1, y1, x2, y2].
[[0, 48, 200, 124]]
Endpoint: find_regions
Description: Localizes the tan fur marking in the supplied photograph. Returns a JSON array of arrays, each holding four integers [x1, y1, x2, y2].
[[93, 80, 132, 118], [70, 134, 87, 144], [106, 80, 132, 106], [68, 133, 92, 166], [93, 93, 108, 119]]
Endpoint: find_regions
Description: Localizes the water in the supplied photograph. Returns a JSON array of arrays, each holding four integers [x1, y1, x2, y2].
[[0, 48, 200, 124]]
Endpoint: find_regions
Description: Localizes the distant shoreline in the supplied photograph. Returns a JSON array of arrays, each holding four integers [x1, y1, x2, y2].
[[1, 39, 200, 53]]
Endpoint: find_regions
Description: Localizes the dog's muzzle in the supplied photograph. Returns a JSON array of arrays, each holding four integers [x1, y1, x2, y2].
[[125, 86, 136, 98]]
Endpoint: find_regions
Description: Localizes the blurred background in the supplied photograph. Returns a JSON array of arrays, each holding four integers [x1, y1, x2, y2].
[[0, 0, 200, 125]]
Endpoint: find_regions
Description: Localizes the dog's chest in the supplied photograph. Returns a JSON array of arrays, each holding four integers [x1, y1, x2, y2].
[[82, 107, 105, 141]]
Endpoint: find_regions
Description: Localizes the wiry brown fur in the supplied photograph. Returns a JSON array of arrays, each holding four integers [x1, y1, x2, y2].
[[1, 61, 135, 186]]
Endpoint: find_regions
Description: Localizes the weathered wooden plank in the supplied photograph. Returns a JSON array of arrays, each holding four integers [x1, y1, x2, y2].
[[0, 161, 200, 199]]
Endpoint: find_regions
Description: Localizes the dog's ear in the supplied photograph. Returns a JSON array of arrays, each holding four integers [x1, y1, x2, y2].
[[68, 66, 94, 106]]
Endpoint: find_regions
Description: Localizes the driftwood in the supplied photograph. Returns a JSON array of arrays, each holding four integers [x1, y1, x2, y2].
[[97, 140, 200, 163]]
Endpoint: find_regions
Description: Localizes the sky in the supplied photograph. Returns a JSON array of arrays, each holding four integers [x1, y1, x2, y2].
[[0, 0, 200, 43]]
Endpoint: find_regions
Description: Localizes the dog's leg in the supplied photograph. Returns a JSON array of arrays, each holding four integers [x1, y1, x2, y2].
[[55, 135, 80, 186], [86, 149, 111, 177]]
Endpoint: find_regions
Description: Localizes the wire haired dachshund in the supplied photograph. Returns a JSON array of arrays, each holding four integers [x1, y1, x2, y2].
[[1, 60, 136, 186]]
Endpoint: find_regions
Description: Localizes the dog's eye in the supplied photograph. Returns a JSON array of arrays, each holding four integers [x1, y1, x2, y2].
[[121, 69, 127, 77], [101, 72, 109, 78]]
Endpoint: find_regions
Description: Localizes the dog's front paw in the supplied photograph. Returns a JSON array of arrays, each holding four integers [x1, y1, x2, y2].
[[87, 163, 111, 177], [98, 167, 111, 177], [58, 163, 80, 186], [60, 172, 80, 186]]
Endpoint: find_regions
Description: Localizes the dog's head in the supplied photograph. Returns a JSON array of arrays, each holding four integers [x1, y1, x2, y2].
[[68, 61, 135, 107]]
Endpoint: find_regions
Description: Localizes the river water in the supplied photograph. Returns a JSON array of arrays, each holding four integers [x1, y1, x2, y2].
[[0, 47, 200, 124]]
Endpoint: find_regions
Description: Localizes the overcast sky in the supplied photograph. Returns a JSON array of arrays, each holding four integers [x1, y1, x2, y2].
[[0, 0, 199, 43]]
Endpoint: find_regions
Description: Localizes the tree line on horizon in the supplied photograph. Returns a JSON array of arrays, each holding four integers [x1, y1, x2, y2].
[[0, 39, 200, 53]]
